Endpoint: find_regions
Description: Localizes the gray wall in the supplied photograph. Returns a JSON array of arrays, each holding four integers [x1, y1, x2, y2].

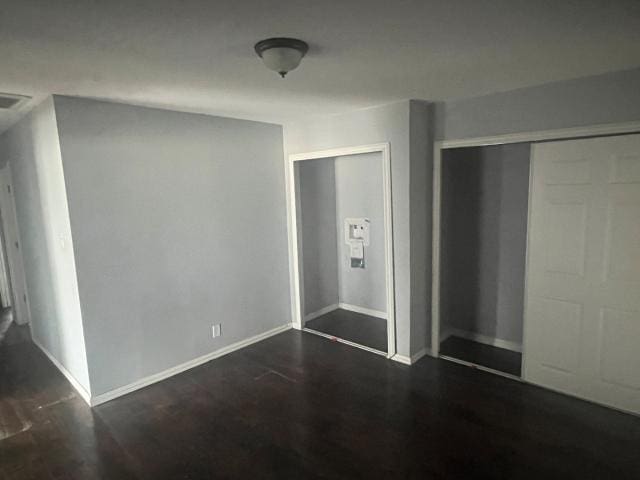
[[298, 159, 339, 315], [440, 144, 530, 344], [53, 96, 291, 396], [335, 153, 386, 313], [285, 100, 433, 357], [0, 97, 90, 392], [437, 67, 640, 140], [409, 101, 433, 352], [299, 153, 387, 316]]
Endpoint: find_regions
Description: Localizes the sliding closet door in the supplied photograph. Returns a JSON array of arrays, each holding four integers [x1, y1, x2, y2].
[[525, 134, 640, 414]]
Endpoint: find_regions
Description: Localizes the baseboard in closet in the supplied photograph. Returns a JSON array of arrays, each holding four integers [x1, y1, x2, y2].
[[304, 304, 339, 322], [304, 303, 387, 322], [440, 327, 522, 353], [338, 303, 387, 320]]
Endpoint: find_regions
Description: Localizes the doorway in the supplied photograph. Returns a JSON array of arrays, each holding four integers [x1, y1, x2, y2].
[[438, 143, 530, 377], [287, 144, 396, 357], [0, 162, 30, 345]]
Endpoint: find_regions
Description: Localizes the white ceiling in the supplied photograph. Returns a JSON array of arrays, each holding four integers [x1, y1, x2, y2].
[[1, 0, 639, 132]]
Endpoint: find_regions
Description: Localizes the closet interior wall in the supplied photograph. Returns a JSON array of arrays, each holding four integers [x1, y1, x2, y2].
[[440, 143, 530, 351]]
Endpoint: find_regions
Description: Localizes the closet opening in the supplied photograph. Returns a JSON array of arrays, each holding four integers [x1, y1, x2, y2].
[[289, 144, 396, 358], [438, 143, 531, 377]]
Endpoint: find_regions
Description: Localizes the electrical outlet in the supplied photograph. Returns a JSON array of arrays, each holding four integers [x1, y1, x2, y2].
[[212, 324, 222, 338]]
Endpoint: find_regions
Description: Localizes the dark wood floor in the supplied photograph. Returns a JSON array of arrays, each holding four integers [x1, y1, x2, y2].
[[1, 330, 639, 479], [440, 335, 523, 376], [2, 323, 31, 347], [305, 308, 387, 352]]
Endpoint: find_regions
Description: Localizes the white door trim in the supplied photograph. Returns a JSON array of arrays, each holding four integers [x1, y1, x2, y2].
[[437, 121, 640, 149], [286, 143, 397, 358], [431, 120, 640, 357], [0, 164, 31, 325], [0, 210, 13, 308]]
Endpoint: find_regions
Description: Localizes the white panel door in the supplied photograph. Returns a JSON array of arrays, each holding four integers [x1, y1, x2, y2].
[[525, 134, 640, 415]]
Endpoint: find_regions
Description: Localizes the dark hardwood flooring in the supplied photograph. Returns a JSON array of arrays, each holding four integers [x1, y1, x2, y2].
[[305, 308, 387, 352], [1, 330, 639, 479], [440, 335, 523, 377], [2, 323, 31, 347]]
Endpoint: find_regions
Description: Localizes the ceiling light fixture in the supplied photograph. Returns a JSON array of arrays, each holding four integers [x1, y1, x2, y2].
[[254, 38, 309, 78]]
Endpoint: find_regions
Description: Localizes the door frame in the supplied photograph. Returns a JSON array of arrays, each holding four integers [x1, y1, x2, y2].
[[286, 143, 396, 358], [0, 207, 14, 308], [431, 120, 640, 359], [0, 163, 30, 325]]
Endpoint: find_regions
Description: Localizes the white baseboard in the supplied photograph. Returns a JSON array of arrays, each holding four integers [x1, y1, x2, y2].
[[411, 347, 431, 364], [304, 303, 387, 321], [391, 354, 411, 365], [440, 327, 522, 353], [31, 336, 92, 406], [391, 347, 432, 366], [91, 323, 293, 406], [304, 304, 339, 322], [338, 303, 387, 320]]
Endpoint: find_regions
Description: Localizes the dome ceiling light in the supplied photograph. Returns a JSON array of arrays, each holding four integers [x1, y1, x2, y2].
[[254, 38, 309, 78]]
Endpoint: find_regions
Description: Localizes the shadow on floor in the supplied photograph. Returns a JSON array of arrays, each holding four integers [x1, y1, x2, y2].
[[305, 308, 387, 352], [440, 335, 522, 376]]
